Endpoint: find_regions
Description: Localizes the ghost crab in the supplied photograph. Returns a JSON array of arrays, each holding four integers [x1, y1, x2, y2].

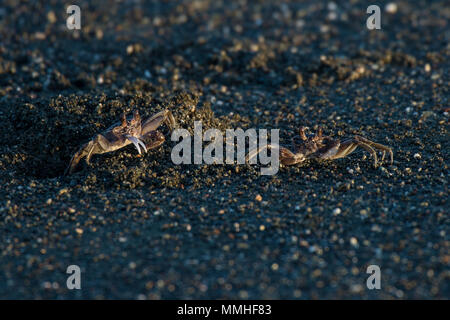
[[66, 109, 176, 175], [247, 126, 393, 167]]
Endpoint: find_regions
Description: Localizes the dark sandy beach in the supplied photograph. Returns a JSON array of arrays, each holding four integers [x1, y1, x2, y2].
[[0, 0, 448, 299]]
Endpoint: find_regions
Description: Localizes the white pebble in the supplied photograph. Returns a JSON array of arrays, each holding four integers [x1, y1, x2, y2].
[[385, 3, 398, 14], [327, 12, 338, 21], [328, 2, 337, 11], [126, 45, 134, 55]]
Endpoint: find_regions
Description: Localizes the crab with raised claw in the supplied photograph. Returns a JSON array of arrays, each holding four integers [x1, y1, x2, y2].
[[66, 109, 176, 175], [247, 126, 393, 167]]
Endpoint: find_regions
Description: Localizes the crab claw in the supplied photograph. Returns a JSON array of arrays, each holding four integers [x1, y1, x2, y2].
[[126, 135, 147, 155], [137, 138, 147, 153], [317, 126, 323, 138], [128, 136, 141, 154]]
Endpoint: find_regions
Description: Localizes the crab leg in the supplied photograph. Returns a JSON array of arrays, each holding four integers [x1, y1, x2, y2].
[[333, 138, 379, 166], [353, 135, 393, 164], [245, 144, 304, 166], [355, 142, 378, 166], [86, 141, 97, 163], [66, 143, 90, 175], [65, 134, 109, 175], [246, 143, 280, 163]]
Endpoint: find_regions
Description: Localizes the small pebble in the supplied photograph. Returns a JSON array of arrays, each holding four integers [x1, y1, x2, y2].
[[385, 3, 398, 14], [126, 45, 134, 55], [58, 188, 68, 196]]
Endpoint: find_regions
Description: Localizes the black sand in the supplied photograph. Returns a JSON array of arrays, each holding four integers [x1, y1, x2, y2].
[[0, 0, 448, 299]]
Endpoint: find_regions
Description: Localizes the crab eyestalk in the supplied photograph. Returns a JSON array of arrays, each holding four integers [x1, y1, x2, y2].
[[120, 112, 127, 127], [317, 127, 322, 138], [299, 126, 308, 140], [133, 109, 141, 122]]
